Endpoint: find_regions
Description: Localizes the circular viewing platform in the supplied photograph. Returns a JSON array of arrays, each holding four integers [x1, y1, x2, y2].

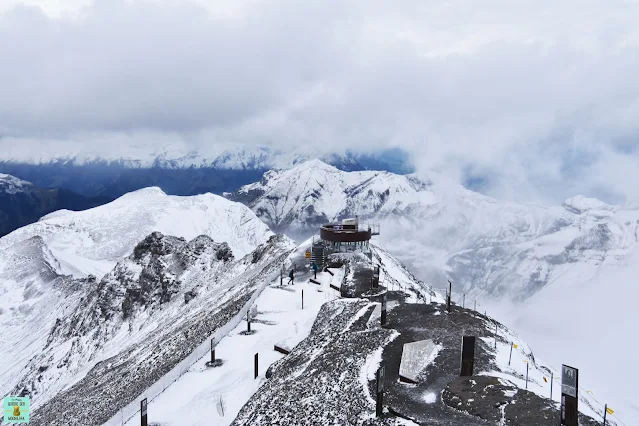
[[320, 224, 372, 243]]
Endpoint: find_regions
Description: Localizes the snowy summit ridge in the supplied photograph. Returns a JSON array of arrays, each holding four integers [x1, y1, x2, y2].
[[0, 186, 274, 278], [227, 159, 435, 236]]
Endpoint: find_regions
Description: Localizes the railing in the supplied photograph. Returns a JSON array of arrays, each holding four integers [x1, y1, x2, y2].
[[101, 261, 285, 426], [359, 223, 380, 235], [320, 224, 371, 243]]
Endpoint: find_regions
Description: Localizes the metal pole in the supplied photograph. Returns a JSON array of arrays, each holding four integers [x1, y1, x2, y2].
[[211, 338, 215, 363], [302, 289, 304, 310], [526, 363, 529, 389], [550, 371, 553, 400], [247, 312, 251, 332], [254, 353, 258, 379], [508, 343, 513, 366], [463, 293, 465, 309], [474, 300, 476, 312], [495, 322, 497, 349], [603, 404, 607, 425]]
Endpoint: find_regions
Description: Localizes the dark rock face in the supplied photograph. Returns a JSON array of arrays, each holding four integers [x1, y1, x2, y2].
[[215, 243, 233, 261], [132, 231, 185, 260], [101, 233, 188, 321], [442, 376, 600, 426], [183, 289, 197, 304]]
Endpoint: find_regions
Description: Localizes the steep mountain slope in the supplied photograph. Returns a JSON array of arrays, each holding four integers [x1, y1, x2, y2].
[[0, 189, 278, 424], [0, 146, 413, 198], [0, 174, 112, 237], [0, 187, 274, 278], [5, 231, 294, 425], [0, 236, 87, 399]]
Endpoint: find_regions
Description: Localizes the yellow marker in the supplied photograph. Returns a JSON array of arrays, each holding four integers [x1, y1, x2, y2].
[[513, 344, 519, 349], [543, 377, 548, 383], [606, 407, 614, 415]]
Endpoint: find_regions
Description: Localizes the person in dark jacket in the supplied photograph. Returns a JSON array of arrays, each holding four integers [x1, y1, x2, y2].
[[288, 268, 294, 285], [312, 262, 318, 279]]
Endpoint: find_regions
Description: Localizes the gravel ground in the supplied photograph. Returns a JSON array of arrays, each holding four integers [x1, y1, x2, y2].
[[232, 253, 600, 425]]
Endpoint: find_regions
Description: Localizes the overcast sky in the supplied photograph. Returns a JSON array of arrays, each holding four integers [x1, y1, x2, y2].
[[1, 0, 639, 205]]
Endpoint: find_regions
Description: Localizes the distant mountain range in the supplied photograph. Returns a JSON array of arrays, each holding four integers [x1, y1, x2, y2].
[[227, 159, 639, 304], [0, 162, 632, 424], [0, 146, 413, 198], [0, 174, 112, 237]]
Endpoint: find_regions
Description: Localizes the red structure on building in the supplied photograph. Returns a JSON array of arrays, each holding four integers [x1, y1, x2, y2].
[[310, 216, 380, 268]]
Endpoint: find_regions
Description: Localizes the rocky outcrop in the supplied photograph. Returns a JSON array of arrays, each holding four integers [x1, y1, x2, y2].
[[9, 231, 254, 410]]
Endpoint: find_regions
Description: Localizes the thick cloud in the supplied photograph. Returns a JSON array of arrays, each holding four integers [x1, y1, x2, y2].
[[2, 0, 639, 204]]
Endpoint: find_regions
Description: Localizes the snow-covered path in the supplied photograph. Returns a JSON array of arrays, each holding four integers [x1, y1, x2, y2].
[[122, 268, 344, 426]]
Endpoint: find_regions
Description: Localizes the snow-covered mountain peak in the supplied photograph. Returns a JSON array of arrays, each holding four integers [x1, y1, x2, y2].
[[0, 186, 274, 278], [228, 159, 445, 236], [563, 194, 616, 213], [120, 186, 167, 197], [0, 173, 34, 194], [292, 158, 338, 172]]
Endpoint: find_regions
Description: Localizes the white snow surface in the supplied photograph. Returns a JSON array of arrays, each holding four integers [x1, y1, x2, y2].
[[121, 264, 346, 426], [0, 187, 274, 278], [423, 392, 437, 404], [0, 236, 82, 398]]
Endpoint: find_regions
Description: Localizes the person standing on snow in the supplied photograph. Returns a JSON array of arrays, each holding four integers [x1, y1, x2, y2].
[[312, 262, 318, 279], [288, 268, 294, 285]]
